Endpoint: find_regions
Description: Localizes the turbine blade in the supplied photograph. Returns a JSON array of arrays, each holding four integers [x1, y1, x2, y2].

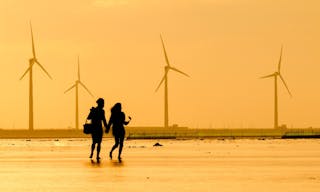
[[78, 56, 80, 81], [160, 35, 170, 66], [278, 45, 283, 72], [79, 81, 94, 97], [279, 74, 292, 97], [155, 71, 168, 92], [260, 73, 275, 79], [30, 22, 36, 59], [169, 66, 190, 77], [19, 67, 31, 80], [35, 60, 53, 79], [64, 84, 76, 93]]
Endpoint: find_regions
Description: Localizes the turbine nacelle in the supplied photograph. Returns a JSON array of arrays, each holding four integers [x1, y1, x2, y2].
[[20, 24, 52, 81], [29, 58, 35, 63], [156, 65, 190, 92], [155, 36, 190, 92], [260, 47, 291, 97], [64, 57, 94, 97]]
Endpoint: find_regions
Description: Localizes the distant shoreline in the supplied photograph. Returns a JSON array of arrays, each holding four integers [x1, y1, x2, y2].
[[0, 127, 319, 139]]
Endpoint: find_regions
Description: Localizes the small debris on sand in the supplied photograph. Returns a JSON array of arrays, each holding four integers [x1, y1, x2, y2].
[[153, 142, 163, 147]]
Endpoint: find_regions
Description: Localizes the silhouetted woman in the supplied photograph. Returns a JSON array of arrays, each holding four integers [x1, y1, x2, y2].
[[107, 103, 131, 162], [87, 98, 108, 163]]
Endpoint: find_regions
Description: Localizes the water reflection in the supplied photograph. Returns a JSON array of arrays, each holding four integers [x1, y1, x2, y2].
[[0, 139, 319, 192]]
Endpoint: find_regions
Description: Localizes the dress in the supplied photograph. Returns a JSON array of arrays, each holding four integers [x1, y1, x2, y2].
[[109, 112, 126, 138], [88, 107, 106, 143]]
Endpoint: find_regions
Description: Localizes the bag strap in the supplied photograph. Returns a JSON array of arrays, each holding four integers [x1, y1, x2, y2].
[[85, 107, 95, 124]]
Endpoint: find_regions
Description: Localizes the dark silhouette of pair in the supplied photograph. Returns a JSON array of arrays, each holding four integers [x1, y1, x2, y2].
[[87, 98, 131, 163]]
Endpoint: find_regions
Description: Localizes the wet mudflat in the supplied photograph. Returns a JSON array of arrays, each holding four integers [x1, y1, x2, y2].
[[0, 138, 319, 192]]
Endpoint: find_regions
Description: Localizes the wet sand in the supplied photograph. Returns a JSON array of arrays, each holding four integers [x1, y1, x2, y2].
[[0, 139, 319, 191]]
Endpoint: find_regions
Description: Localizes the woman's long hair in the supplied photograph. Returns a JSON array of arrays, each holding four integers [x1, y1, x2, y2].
[[111, 103, 121, 114]]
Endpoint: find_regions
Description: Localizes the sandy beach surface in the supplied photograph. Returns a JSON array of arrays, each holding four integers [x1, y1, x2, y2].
[[0, 138, 319, 192]]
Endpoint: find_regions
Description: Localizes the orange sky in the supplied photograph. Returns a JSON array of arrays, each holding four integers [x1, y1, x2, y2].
[[0, 0, 320, 129]]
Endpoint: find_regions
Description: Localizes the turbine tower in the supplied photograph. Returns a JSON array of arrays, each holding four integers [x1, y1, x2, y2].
[[19, 22, 52, 131], [260, 46, 292, 129], [64, 56, 93, 130], [155, 35, 190, 129]]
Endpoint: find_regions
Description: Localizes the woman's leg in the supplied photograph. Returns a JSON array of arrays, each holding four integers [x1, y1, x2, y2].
[[96, 133, 103, 161], [118, 136, 124, 161], [97, 142, 101, 160], [90, 134, 96, 158], [90, 142, 95, 158], [110, 137, 119, 159]]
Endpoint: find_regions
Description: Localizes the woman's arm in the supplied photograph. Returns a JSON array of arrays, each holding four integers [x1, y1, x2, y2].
[[102, 110, 108, 131], [124, 115, 131, 125], [87, 107, 95, 119], [106, 115, 112, 133]]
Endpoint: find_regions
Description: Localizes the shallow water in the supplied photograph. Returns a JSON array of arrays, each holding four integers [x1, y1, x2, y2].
[[0, 138, 319, 191]]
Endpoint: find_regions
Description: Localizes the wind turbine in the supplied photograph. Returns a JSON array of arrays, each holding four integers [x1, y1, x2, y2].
[[155, 35, 190, 129], [64, 56, 94, 130], [260, 46, 292, 129], [19, 22, 52, 131]]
